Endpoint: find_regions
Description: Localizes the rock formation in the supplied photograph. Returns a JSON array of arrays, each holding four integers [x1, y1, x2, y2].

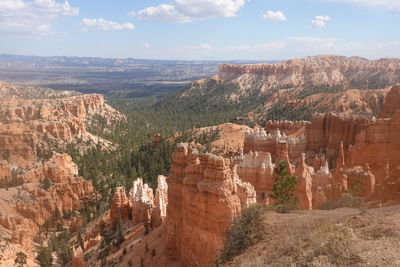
[[110, 187, 131, 224], [165, 144, 256, 266], [0, 82, 124, 265], [178, 56, 397, 123], [72, 247, 88, 267], [379, 84, 400, 118], [244, 128, 306, 163], [0, 82, 125, 171], [236, 151, 275, 202], [152, 175, 168, 227], [0, 160, 12, 184], [305, 113, 369, 161], [217, 56, 400, 90], [295, 154, 314, 210], [130, 178, 154, 225], [235, 84, 400, 208], [0, 153, 95, 253]]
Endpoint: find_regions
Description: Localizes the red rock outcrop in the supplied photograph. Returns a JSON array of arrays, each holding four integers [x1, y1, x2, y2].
[[0, 82, 125, 171], [165, 144, 256, 266], [379, 84, 400, 118], [110, 187, 131, 224], [0, 160, 12, 183], [305, 113, 369, 161], [295, 154, 314, 210], [72, 247, 88, 267], [345, 84, 400, 184], [0, 153, 95, 251], [233, 85, 400, 208]]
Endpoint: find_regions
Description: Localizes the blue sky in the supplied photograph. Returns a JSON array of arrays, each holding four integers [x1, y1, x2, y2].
[[0, 0, 399, 60]]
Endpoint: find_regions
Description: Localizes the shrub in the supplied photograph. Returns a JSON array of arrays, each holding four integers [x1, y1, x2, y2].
[[15, 252, 27, 267], [317, 193, 364, 210], [218, 204, 265, 264], [310, 223, 361, 265]]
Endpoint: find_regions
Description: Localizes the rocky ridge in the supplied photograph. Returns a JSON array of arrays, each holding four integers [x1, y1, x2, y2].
[[0, 81, 125, 168], [178, 55, 400, 121]]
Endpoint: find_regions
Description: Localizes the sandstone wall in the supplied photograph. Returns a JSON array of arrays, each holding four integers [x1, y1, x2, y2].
[[166, 144, 256, 266], [305, 113, 369, 161]]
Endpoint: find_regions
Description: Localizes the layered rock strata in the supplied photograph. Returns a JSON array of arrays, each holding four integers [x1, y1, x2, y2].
[[0, 153, 95, 250], [110, 187, 131, 224], [238, 84, 400, 207], [217, 56, 400, 90], [0, 82, 125, 170], [165, 144, 256, 266]]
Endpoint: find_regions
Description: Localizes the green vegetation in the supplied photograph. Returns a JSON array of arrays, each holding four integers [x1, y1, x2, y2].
[[49, 230, 73, 266], [266, 102, 313, 121], [15, 252, 27, 267], [218, 204, 265, 264], [36, 245, 53, 267], [67, 103, 222, 216], [270, 161, 298, 212], [40, 178, 53, 191]]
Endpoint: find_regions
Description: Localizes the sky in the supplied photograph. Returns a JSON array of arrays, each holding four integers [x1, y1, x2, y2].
[[0, 0, 399, 60]]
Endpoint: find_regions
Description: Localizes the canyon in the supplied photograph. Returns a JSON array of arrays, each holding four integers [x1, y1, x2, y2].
[[95, 84, 400, 266], [1, 55, 400, 267]]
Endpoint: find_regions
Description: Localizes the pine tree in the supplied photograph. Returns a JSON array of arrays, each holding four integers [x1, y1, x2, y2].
[[36, 245, 53, 267], [270, 161, 298, 206]]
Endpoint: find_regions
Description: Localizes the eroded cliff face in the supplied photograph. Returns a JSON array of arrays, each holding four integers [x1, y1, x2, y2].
[[217, 56, 400, 89], [178, 56, 395, 122], [348, 86, 400, 183], [379, 85, 400, 118], [0, 82, 124, 266], [0, 153, 95, 263], [305, 113, 369, 161], [237, 84, 400, 208], [165, 144, 256, 266], [0, 82, 125, 169]]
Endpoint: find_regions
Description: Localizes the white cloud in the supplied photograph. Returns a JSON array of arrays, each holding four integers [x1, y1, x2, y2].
[[311, 15, 331, 28], [0, 0, 79, 35], [129, 4, 192, 23], [323, 0, 400, 12], [81, 18, 134, 32], [141, 43, 151, 49], [130, 0, 248, 23], [262, 11, 287, 21], [126, 37, 400, 60], [189, 44, 212, 49]]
